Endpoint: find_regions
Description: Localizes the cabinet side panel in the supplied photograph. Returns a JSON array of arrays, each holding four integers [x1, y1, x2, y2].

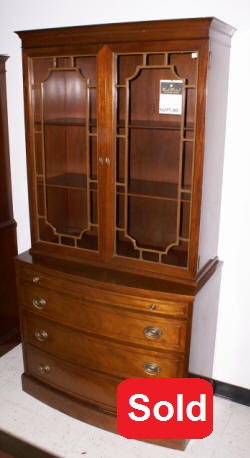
[[198, 38, 232, 270], [189, 264, 222, 377]]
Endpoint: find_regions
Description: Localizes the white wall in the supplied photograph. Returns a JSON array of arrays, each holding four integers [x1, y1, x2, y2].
[[1, 0, 250, 390]]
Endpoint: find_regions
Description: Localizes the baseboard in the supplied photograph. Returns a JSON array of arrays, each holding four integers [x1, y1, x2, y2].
[[189, 373, 250, 407]]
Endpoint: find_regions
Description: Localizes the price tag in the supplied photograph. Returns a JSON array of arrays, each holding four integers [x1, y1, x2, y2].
[[159, 80, 183, 115]]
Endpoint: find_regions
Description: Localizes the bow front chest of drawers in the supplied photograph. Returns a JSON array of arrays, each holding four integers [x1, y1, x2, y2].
[[15, 18, 234, 450]]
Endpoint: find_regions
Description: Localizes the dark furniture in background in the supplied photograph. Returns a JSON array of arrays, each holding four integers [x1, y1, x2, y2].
[[0, 55, 19, 354]]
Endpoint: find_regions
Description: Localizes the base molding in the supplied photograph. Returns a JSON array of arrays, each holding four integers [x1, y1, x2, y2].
[[22, 373, 189, 451], [189, 373, 250, 407]]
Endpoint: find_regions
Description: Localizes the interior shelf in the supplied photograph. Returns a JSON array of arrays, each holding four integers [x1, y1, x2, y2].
[[117, 180, 191, 201], [117, 120, 194, 131], [37, 118, 97, 127], [45, 173, 88, 189]]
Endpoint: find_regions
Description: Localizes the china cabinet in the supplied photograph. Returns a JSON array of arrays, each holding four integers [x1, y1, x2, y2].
[[15, 18, 234, 450], [0, 55, 18, 348]]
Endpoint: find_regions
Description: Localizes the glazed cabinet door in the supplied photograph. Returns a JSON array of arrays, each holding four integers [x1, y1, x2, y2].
[[111, 48, 199, 273], [27, 53, 101, 257], [25, 44, 201, 274]]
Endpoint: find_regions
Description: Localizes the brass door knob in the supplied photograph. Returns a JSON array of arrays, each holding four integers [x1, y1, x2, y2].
[[143, 362, 161, 376]]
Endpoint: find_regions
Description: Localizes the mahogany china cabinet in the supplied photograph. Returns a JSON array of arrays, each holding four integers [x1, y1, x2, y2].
[[15, 18, 234, 450], [0, 55, 18, 349]]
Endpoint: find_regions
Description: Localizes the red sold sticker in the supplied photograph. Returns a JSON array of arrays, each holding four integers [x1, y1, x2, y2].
[[117, 378, 213, 439]]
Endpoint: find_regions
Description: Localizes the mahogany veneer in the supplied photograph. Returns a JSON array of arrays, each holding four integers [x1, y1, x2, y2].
[[15, 18, 234, 450]]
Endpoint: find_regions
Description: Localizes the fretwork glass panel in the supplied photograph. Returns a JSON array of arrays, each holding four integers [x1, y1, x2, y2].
[[32, 55, 99, 251], [115, 52, 198, 267]]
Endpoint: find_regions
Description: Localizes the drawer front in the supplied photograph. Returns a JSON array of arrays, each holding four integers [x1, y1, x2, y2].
[[21, 285, 187, 352], [18, 264, 189, 318], [24, 344, 118, 412], [22, 312, 186, 378]]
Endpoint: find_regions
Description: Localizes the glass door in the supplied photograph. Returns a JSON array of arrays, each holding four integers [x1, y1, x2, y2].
[[32, 55, 99, 251], [115, 51, 198, 268]]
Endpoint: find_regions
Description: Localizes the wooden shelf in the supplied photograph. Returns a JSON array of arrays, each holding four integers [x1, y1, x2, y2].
[[117, 179, 191, 201], [117, 120, 194, 131], [37, 173, 98, 191], [46, 173, 87, 189], [36, 118, 97, 127]]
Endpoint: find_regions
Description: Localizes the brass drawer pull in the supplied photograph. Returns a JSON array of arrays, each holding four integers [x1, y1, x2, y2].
[[32, 296, 46, 309], [143, 362, 161, 376], [32, 276, 40, 284], [37, 364, 50, 374], [35, 329, 48, 342], [143, 326, 162, 340]]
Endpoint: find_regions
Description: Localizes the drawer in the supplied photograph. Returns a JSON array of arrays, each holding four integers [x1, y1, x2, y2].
[[22, 312, 186, 379], [24, 344, 119, 412], [17, 264, 189, 318], [21, 285, 187, 352]]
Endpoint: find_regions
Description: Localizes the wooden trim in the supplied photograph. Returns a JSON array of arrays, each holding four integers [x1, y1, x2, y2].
[[97, 45, 115, 261], [195, 257, 221, 291], [15, 250, 196, 299], [0, 219, 17, 230], [16, 18, 235, 49]]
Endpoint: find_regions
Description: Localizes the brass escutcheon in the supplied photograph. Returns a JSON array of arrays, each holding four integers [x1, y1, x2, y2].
[[143, 362, 161, 376], [35, 329, 48, 342], [143, 326, 162, 339], [32, 296, 46, 309], [37, 364, 50, 374]]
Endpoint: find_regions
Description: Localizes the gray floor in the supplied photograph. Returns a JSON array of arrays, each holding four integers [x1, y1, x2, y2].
[[0, 345, 249, 458]]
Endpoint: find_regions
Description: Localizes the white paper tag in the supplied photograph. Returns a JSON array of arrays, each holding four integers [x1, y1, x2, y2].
[[159, 80, 183, 115]]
